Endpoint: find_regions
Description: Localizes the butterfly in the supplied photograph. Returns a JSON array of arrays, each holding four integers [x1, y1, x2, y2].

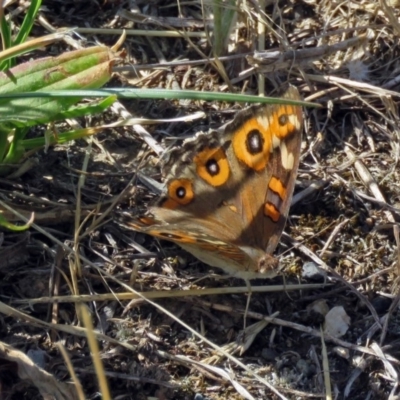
[[117, 86, 303, 280]]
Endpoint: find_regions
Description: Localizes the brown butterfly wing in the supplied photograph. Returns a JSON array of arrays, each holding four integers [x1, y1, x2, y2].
[[119, 86, 303, 278], [116, 213, 268, 279], [205, 85, 303, 269], [157, 87, 302, 254]]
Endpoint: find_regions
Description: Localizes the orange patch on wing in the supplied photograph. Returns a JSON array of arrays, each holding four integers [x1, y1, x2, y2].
[[264, 202, 280, 222], [180, 236, 199, 244], [122, 216, 157, 230], [161, 198, 180, 210], [194, 146, 230, 186], [268, 177, 287, 200], [162, 179, 194, 209], [138, 216, 157, 226], [232, 118, 272, 171], [273, 105, 299, 139], [162, 232, 198, 244]]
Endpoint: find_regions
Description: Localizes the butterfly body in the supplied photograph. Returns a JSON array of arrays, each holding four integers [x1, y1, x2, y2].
[[118, 86, 303, 280]]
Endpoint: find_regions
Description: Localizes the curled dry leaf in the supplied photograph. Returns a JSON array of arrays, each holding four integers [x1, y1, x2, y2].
[[0, 341, 76, 400]]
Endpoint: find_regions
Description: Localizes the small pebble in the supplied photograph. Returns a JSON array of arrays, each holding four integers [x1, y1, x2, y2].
[[302, 262, 327, 281]]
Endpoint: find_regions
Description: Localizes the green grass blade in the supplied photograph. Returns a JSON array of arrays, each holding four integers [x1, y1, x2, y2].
[[0, 88, 319, 108], [0, 0, 43, 70], [0, 126, 9, 161], [0, 14, 12, 70], [0, 213, 33, 231], [53, 96, 117, 120], [22, 126, 103, 149], [3, 127, 28, 163], [13, 0, 43, 47], [213, 0, 237, 56]]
